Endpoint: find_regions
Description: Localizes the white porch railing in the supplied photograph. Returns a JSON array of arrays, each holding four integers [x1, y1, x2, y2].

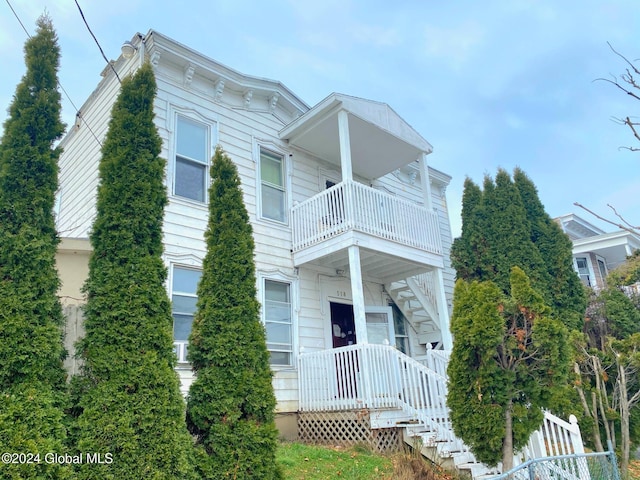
[[291, 180, 442, 254], [299, 344, 585, 475], [298, 344, 467, 454]]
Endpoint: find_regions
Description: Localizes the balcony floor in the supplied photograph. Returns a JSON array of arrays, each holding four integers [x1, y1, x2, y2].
[[293, 230, 444, 283]]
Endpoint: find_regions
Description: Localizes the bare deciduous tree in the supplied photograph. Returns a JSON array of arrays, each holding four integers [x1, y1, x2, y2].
[[596, 42, 640, 151]]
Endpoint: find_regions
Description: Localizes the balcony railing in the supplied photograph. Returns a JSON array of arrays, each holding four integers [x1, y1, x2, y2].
[[291, 180, 442, 255]]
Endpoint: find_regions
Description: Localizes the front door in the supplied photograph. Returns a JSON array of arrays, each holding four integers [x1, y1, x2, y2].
[[330, 302, 394, 347], [329, 302, 396, 403]]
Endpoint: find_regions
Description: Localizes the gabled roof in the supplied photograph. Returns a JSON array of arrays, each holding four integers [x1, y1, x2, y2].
[[279, 93, 433, 180], [555, 213, 606, 240]]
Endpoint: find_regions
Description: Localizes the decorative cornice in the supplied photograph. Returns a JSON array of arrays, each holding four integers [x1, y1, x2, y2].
[[268, 92, 280, 113], [149, 49, 161, 69], [243, 89, 253, 108], [213, 78, 225, 102], [183, 63, 195, 87]]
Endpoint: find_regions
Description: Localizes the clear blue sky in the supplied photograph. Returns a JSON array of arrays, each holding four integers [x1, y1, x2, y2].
[[2, 0, 639, 237]]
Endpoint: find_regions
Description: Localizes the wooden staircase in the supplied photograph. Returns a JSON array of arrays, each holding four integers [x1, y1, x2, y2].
[[298, 345, 585, 479], [386, 272, 444, 348]]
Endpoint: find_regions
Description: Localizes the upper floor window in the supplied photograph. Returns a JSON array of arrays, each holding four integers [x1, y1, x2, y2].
[[175, 116, 208, 202], [259, 148, 286, 222], [575, 257, 591, 287], [264, 279, 292, 366], [171, 266, 202, 363]]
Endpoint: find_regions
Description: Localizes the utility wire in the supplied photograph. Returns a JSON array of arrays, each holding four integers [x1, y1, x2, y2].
[[4, 0, 29, 36], [4, 0, 103, 148], [74, 0, 121, 84]]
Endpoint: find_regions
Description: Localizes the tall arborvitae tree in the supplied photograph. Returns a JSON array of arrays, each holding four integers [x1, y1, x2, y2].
[[451, 168, 585, 331], [187, 146, 281, 480], [513, 168, 586, 331], [449, 168, 582, 471], [71, 63, 195, 479], [449, 178, 486, 281], [447, 267, 570, 470], [481, 169, 551, 293], [0, 15, 71, 479]]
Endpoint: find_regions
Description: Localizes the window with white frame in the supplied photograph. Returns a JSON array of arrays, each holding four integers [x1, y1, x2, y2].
[[171, 266, 202, 363], [263, 279, 292, 366], [175, 116, 208, 202], [575, 257, 591, 287], [259, 147, 286, 222]]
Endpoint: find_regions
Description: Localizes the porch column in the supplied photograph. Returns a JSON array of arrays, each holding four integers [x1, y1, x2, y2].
[[337, 110, 353, 182], [348, 245, 368, 344], [434, 268, 453, 350], [418, 152, 433, 211]]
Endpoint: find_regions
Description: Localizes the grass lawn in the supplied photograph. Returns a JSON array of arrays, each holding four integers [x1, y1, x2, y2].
[[276, 442, 460, 480], [276, 442, 639, 479], [276, 442, 395, 479]]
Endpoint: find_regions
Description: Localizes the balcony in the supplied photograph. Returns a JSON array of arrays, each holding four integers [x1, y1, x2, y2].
[[291, 180, 443, 280]]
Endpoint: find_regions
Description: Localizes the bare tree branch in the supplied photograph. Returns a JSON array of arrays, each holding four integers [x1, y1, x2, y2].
[[595, 42, 640, 151], [573, 202, 639, 236], [608, 203, 640, 230]]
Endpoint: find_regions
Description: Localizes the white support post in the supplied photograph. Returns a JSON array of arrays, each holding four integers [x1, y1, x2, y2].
[[348, 245, 368, 345], [419, 152, 433, 211], [337, 110, 353, 182], [434, 268, 453, 350]]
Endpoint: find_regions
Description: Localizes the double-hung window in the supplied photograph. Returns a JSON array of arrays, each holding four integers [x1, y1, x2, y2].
[[264, 279, 292, 366], [175, 116, 208, 202], [171, 266, 202, 363], [260, 148, 286, 222], [575, 257, 591, 287]]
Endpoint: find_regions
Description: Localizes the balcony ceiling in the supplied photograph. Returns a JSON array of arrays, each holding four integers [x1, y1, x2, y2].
[[279, 93, 433, 180]]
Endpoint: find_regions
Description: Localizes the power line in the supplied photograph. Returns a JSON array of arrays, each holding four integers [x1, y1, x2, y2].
[[3, 0, 103, 148], [4, 0, 29, 37], [74, 0, 121, 84]]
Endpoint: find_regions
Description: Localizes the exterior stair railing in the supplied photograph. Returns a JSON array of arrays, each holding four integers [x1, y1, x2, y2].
[[299, 344, 587, 478]]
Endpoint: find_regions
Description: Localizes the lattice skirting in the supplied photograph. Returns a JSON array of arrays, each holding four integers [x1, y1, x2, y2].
[[298, 410, 401, 453]]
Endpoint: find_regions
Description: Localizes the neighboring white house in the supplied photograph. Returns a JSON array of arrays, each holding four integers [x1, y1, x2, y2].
[[55, 29, 455, 440], [556, 213, 640, 290]]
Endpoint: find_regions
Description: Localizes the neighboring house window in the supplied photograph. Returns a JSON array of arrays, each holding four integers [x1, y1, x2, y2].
[[575, 257, 591, 287], [171, 266, 202, 363], [259, 148, 286, 222], [391, 302, 410, 355], [597, 259, 607, 283], [263, 279, 292, 366], [175, 116, 208, 202]]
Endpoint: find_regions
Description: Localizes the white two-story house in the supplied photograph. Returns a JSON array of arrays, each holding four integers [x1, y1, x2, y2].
[[55, 31, 592, 477], [55, 30, 455, 443]]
